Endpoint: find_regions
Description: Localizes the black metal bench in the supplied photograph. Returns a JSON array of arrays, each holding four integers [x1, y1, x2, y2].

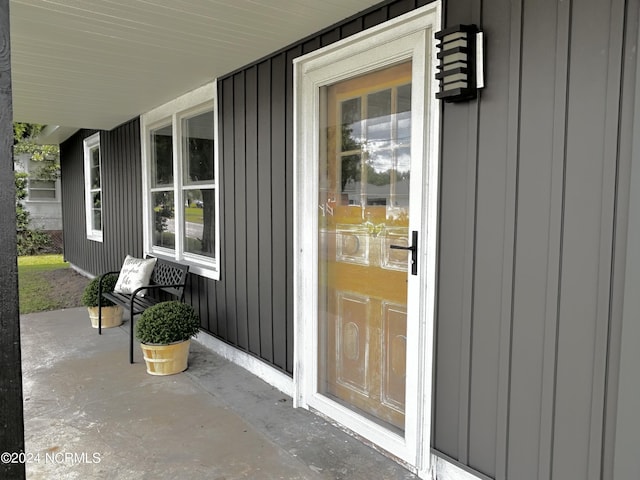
[[97, 257, 189, 364]]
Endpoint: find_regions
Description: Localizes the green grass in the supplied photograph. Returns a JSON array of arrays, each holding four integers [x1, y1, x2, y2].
[[18, 254, 70, 314], [184, 206, 204, 224], [18, 254, 68, 271]]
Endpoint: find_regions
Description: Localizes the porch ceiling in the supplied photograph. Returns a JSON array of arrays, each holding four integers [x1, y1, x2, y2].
[[9, 0, 380, 140]]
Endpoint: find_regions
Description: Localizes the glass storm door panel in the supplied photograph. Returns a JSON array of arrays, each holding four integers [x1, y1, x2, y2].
[[318, 62, 412, 432]]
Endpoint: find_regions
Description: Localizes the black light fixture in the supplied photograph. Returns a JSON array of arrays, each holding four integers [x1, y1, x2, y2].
[[435, 24, 484, 102]]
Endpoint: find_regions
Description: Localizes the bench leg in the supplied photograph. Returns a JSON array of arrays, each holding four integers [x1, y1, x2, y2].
[[98, 303, 102, 335], [130, 314, 134, 364]]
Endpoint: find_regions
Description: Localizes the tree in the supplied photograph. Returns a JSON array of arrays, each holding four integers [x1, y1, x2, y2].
[[13, 123, 60, 255]]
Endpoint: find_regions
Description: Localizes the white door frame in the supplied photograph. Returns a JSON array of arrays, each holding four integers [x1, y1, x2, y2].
[[292, 3, 441, 475]]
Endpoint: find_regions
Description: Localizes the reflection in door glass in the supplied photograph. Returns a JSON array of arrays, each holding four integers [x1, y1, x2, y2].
[[318, 62, 412, 433]]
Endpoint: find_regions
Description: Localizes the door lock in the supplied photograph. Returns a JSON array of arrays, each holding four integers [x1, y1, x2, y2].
[[390, 230, 418, 275]]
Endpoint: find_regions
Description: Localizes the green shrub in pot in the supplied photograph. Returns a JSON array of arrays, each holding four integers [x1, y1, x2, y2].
[[135, 301, 200, 345], [82, 274, 118, 307], [135, 301, 200, 375], [82, 273, 123, 329]]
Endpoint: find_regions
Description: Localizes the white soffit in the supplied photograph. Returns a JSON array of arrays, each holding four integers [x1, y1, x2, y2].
[[9, 0, 381, 134]]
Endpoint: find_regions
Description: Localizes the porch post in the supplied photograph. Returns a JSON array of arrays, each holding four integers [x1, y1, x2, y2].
[[0, 2, 26, 479]]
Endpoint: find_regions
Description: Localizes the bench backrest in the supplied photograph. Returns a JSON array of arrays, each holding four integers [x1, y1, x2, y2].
[[149, 258, 189, 300]]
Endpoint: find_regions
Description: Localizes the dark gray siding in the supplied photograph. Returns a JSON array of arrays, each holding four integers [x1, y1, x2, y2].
[[212, 0, 434, 375], [60, 119, 143, 274], [435, 0, 638, 479], [56, 0, 640, 478]]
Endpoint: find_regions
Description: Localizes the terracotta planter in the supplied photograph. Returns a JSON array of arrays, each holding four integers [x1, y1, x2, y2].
[[88, 305, 123, 329], [140, 339, 191, 376]]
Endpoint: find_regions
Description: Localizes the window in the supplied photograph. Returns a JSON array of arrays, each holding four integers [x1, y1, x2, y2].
[[83, 133, 102, 242], [141, 81, 220, 280], [27, 159, 58, 200]]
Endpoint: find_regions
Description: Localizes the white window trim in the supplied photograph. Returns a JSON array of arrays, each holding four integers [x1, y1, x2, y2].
[[83, 133, 103, 242], [140, 81, 220, 280]]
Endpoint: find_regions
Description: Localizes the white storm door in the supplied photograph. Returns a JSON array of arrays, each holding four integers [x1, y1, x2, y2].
[[293, 4, 441, 474]]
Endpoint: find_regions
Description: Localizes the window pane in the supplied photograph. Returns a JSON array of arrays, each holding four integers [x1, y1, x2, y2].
[[184, 188, 215, 258], [183, 111, 215, 185], [367, 89, 392, 150], [29, 190, 56, 200], [340, 154, 361, 205], [29, 189, 56, 200], [394, 147, 411, 207], [91, 191, 102, 230], [152, 191, 175, 249], [92, 191, 101, 210], [30, 180, 55, 189], [92, 209, 102, 231], [397, 84, 411, 147], [341, 98, 362, 152], [90, 146, 101, 189], [365, 149, 392, 206], [151, 125, 173, 187]]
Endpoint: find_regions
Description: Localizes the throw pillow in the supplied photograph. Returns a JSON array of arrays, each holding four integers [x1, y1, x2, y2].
[[114, 255, 157, 295]]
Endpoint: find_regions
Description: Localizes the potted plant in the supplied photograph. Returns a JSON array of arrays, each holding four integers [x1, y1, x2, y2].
[[134, 301, 200, 375], [82, 274, 123, 329]]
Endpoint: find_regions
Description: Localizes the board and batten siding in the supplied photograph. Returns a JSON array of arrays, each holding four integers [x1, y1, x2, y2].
[[57, 0, 640, 478], [210, 0, 433, 375], [60, 120, 144, 274], [435, 0, 639, 479]]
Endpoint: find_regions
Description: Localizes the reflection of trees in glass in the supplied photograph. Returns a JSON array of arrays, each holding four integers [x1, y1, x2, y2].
[[154, 192, 174, 234], [340, 123, 363, 192], [90, 150, 101, 189], [153, 133, 173, 185], [341, 154, 361, 192], [187, 137, 213, 182], [365, 165, 409, 187], [186, 136, 214, 255], [341, 122, 361, 152]]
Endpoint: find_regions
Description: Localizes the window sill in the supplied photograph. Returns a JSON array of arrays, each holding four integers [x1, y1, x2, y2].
[[146, 250, 219, 280], [87, 234, 103, 243]]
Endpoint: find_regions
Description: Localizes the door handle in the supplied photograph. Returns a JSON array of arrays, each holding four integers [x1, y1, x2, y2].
[[389, 230, 418, 276]]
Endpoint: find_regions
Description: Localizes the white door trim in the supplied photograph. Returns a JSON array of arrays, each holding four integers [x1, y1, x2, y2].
[[293, 2, 441, 475]]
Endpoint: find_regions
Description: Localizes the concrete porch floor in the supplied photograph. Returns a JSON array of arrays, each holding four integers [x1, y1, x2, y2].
[[20, 307, 419, 480]]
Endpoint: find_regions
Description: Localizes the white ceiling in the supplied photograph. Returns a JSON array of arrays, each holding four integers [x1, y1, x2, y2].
[[9, 0, 381, 137]]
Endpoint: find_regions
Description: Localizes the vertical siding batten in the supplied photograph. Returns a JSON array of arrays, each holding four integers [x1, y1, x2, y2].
[[257, 59, 274, 363], [604, 0, 640, 476], [234, 71, 249, 351], [588, 0, 627, 478], [460, 35, 480, 479], [434, 0, 475, 458], [495, 0, 522, 476], [245, 65, 262, 355], [285, 46, 300, 374], [536, 0, 571, 477], [468, 0, 512, 472], [222, 75, 236, 341], [271, 52, 288, 371], [552, 0, 617, 476]]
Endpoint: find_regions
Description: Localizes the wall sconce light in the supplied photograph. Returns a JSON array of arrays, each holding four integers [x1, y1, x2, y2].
[[435, 24, 484, 102]]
